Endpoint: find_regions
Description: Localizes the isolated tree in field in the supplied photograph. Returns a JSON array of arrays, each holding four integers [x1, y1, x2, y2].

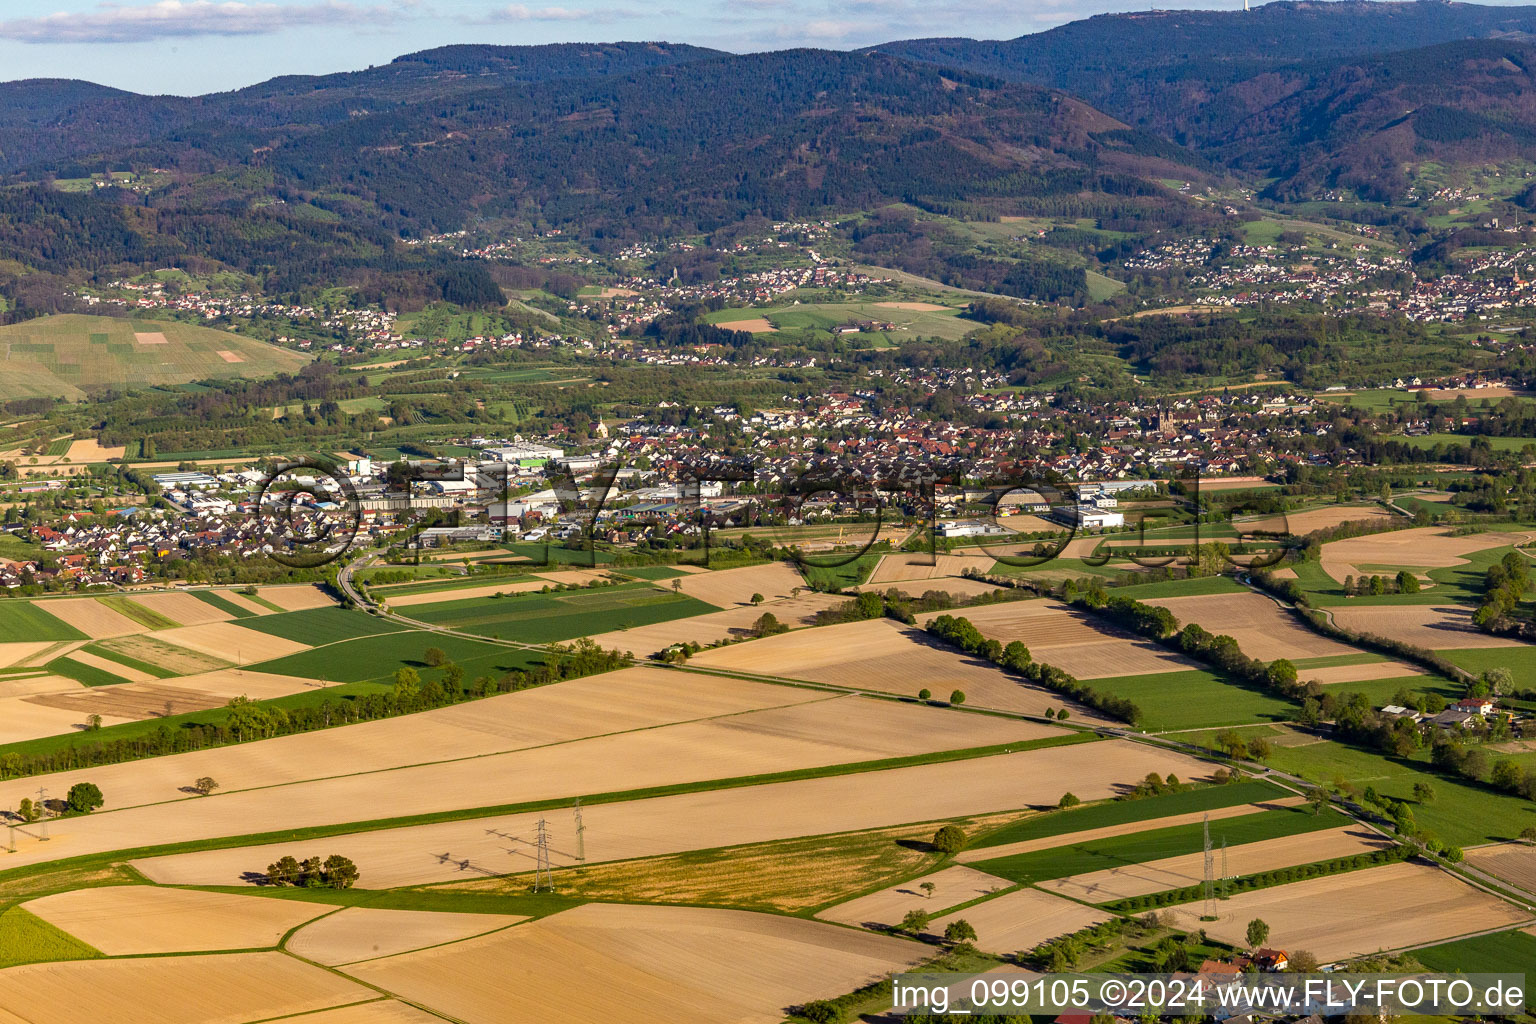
[[918, 688, 932, 701], [750, 592, 763, 606], [1045, 707, 1056, 719], [900, 909, 931, 935], [949, 689, 966, 706], [920, 881, 936, 899], [1521, 825, 1536, 844], [423, 646, 447, 667], [1306, 787, 1329, 815], [1245, 918, 1270, 950], [752, 612, 784, 637], [672, 579, 682, 592], [1413, 781, 1435, 804], [16, 798, 34, 823], [323, 854, 360, 889], [1396, 570, 1420, 594], [193, 777, 219, 796], [932, 824, 966, 855], [1059, 792, 1080, 809], [1057, 708, 1070, 721], [266, 855, 300, 886], [944, 919, 977, 945], [86, 714, 102, 731], [66, 782, 103, 814], [1246, 738, 1272, 761]]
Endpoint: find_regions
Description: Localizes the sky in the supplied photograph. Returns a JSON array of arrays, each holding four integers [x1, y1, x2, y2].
[[0, 0, 1251, 94]]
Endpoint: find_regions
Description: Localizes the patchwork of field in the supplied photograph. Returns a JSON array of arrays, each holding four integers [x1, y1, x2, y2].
[[920, 599, 1198, 680], [672, 562, 809, 606], [0, 668, 823, 817], [1250, 504, 1395, 537], [344, 903, 925, 1024], [0, 952, 373, 1024], [1040, 824, 1392, 903], [930, 888, 1113, 956], [288, 907, 528, 966], [24, 886, 328, 955], [1165, 861, 1532, 962], [1331, 603, 1525, 648], [956, 796, 1307, 863], [0, 314, 310, 401], [1465, 842, 1536, 894], [817, 865, 1012, 930], [1318, 526, 1536, 585], [1299, 659, 1425, 684], [868, 552, 995, 583], [126, 590, 233, 625], [93, 633, 232, 675], [154, 620, 311, 662], [1143, 591, 1359, 661], [585, 592, 845, 652], [691, 617, 1115, 721], [25, 680, 236, 718], [33, 598, 141, 639]]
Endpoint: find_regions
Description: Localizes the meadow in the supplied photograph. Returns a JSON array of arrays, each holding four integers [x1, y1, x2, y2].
[[0, 601, 86, 642], [237, 607, 409, 645], [248, 630, 537, 684], [403, 583, 717, 643], [1086, 668, 1295, 730]]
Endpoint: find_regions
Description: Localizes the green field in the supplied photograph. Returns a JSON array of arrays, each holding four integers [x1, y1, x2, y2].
[[970, 780, 1291, 850], [1090, 669, 1296, 731], [98, 595, 178, 630], [1413, 928, 1536, 985], [1171, 726, 1536, 846], [0, 602, 86, 642], [403, 583, 718, 643], [81, 642, 178, 679], [0, 314, 309, 401], [706, 301, 982, 342], [248, 629, 537, 684], [971, 805, 1350, 885], [46, 654, 130, 688], [236, 607, 409, 645], [191, 591, 257, 618], [0, 908, 100, 970]]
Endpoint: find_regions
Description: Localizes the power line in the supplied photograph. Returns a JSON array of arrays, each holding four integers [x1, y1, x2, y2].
[[1201, 813, 1214, 920], [533, 818, 552, 892], [573, 798, 586, 864]]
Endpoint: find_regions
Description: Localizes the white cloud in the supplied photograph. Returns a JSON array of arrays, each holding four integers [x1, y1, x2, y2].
[[0, 0, 401, 44], [475, 3, 638, 21]]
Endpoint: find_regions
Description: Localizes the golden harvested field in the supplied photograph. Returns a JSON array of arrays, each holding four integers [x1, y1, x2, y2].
[[287, 908, 527, 965], [154, 621, 310, 662], [343, 903, 926, 1024], [859, 576, 1003, 600], [210, 589, 274, 616], [1318, 526, 1536, 585], [930, 888, 1112, 956], [1465, 842, 1536, 894], [1302, 660, 1424, 685], [1143, 592, 1358, 661], [126, 591, 233, 626], [533, 569, 613, 586], [0, 952, 374, 1024], [673, 562, 809, 606], [0, 667, 825, 821], [0, 696, 134, 744], [61, 649, 157, 684], [0, 675, 80, 699], [584, 593, 845, 652], [384, 580, 548, 607], [166, 667, 329, 700], [817, 865, 1012, 929], [922, 599, 1199, 679], [132, 741, 1213, 888], [255, 584, 336, 611], [1330, 604, 1526, 649], [724, 317, 777, 332], [956, 797, 1307, 863], [26, 681, 230, 718], [1249, 504, 1394, 537], [691, 617, 1115, 721], [34, 598, 141, 639], [868, 552, 995, 583], [1041, 824, 1391, 903], [0, 641, 65, 668], [24, 886, 329, 954], [266, 1003, 447, 1024], [95, 634, 230, 675], [1165, 861, 1533, 962]]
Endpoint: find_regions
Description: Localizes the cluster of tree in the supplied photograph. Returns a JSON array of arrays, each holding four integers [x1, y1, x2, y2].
[[1431, 739, 1536, 801], [1107, 843, 1415, 912], [1473, 550, 1530, 631], [1341, 570, 1420, 597], [924, 613, 1141, 724], [0, 640, 629, 783], [264, 853, 359, 889]]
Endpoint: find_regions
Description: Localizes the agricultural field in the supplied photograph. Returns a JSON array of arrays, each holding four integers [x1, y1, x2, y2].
[[0, 603, 87, 642], [401, 582, 718, 643], [0, 314, 308, 401], [706, 300, 983, 341], [929, 888, 1114, 956], [1141, 591, 1360, 661], [1076, 669, 1294, 731]]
